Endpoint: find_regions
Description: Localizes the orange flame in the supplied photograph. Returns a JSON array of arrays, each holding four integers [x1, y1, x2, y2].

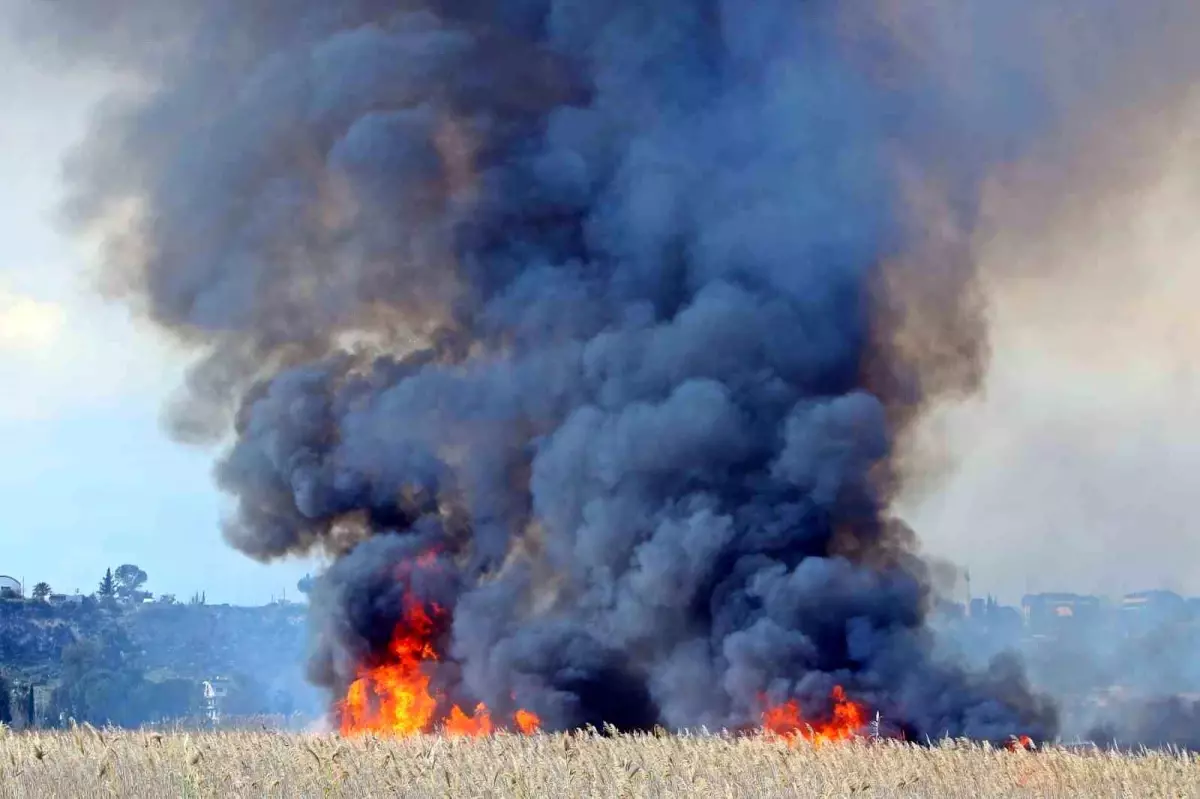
[[1007, 734, 1034, 751], [515, 708, 542, 735], [445, 702, 492, 737], [336, 592, 540, 737], [761, 685, 867, 746]]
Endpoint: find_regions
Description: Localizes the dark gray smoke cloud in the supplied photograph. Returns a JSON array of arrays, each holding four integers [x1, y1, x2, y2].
[[22, 0, 1196, 741]]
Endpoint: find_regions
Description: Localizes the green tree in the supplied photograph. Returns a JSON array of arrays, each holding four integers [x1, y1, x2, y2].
[[60, 640, 103, 721], [31, 582, 51, 601], [128, 678, 198, 723], [114, 564, 149, 602], [59, 636, 152, 726], [0, 673, 8, 725], [97, 569, 116, 599], [222, 671, 271, 716], [79, 669, 124, 723]]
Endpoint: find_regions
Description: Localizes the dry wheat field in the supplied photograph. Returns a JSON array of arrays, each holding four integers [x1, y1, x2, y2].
[[0, 726, 1196, 798]]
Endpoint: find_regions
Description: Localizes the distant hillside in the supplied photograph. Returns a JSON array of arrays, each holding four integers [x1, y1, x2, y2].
[[127, 602, 309, 681], [0, 598, 320, 728]]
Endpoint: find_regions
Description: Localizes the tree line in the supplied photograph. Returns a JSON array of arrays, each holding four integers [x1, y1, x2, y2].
[[16, 564, 208, 606]]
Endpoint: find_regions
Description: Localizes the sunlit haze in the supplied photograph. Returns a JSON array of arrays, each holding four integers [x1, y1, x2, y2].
[[0, 21, 312, 603], [899, 93, 1200, 603]]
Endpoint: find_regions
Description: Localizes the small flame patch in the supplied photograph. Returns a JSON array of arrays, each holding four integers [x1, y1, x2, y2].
[[1006, 734, 1034, 751], [336, 591, 539, 737], [761, 685, 867, 746]]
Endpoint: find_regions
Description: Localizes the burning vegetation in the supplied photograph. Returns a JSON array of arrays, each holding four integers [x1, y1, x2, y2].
[[337, 591, 541, 738], [761, 686, 868, 746], [34, 0, 1200, 751], [35, 0, 1070, 744], [334, 571, 869, 743]]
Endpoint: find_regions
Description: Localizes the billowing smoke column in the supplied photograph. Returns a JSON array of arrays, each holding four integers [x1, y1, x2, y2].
[[20, 0, 1101, 739]]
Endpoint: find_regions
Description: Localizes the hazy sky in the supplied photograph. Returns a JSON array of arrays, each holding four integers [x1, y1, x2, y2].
[[3, 8, 1199, 608], [0, 31, 312, 604], [900, 93, 1200, 604]]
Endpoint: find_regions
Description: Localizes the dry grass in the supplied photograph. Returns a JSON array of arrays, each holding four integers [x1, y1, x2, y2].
[[0, 725, 1196, 798]]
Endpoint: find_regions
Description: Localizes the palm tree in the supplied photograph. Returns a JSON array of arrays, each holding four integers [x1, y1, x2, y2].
[[31, 582, 52, 601]]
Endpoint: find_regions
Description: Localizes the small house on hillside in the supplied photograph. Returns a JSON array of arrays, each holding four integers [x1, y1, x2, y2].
[[48, 593, 84, 606]]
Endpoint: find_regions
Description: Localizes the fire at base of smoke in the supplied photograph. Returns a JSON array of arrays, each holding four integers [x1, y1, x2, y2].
[[16, 0, 1200, 750]]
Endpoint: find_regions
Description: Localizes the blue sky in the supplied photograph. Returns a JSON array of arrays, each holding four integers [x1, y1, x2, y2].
[[0, 39, 313, 605]]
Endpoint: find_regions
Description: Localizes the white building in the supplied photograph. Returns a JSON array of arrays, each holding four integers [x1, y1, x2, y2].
[[202, 678, 230, 726], [48, 594, 84, 606], [0, 575, 22, 599]]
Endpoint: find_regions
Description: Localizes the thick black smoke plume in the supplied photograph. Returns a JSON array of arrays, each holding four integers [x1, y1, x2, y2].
[[24, 0, 1196, 741]]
